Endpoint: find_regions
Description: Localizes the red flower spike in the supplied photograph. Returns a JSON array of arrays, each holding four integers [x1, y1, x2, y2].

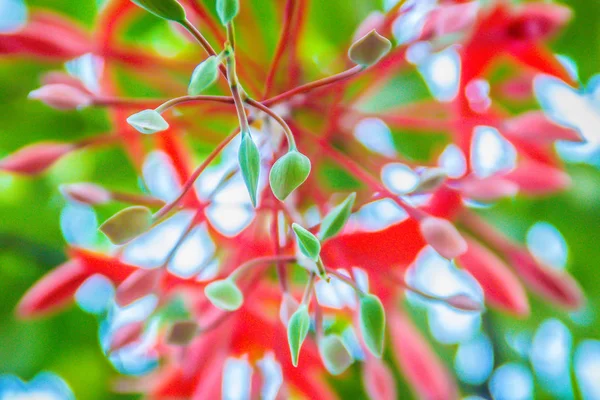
[[363, 357, 397, 400], [504, 111, 583, 143], [389, 310, 458, 400], [458, 238, 530, 316], [457, 176, 519, 201], [419, 216, 468, 260], [420, 1, 479, 39], [109, 321, 145, 352], [16, 259, 88, 318], [0, 142, 74, 175], [115, 268, 163, 307], [508, 249, 584, 310]]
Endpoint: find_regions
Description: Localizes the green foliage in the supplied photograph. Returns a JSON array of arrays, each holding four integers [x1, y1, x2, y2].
[[188, 56, 220, 95], [99, 206, 153, 245], [126, 110, 169, 135], [291, 223, 321, 261], [238, 131, 261, 207], [216, 0, 240, 25], [204, 279, 244, 311], [319, 192, 356, 240], [359, 294, 385, 358], [131, 0, 186, 22], [269, 150, 311, 201], [287, 304, 311, 367]]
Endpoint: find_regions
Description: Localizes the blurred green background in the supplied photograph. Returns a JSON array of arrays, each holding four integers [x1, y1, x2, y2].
[[1, 0, 599, 399]]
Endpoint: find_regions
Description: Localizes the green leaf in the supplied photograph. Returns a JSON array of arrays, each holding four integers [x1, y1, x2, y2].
[[126, 109, 169, 134], [238, 131, 261, 207], [269, 150, 311, 201], [292, 223, 321, 261], [287, 304, 310, 367], [204, 279, 244, 311], [348, 29, 391, 67], [319, 192, 356, 240], [216, 0, 239, 25], [318, 335, 353, 375], [99, 206, 153, 245], [359, 294, 385, 358], [131, 0, 186, 22], [188, 56, 220, 96]]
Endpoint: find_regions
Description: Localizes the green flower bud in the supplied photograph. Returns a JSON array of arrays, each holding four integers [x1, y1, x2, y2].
[[348, 29, 391, 67], [216, 0, 239, 25], [188, 56, 219, 96], [269, 150, 311, 201], [319, 335, 353, 375], [99, 206, 153, 245], [131, 0, 186, 22], [238, 131, 261, 207], [291, 223, 321, 261], [287, 304, 310, 367], [359, 294, 386, 358], [204, 279, 244, 311], [319, 192, 356, 240], [126, 109, 169, 134]]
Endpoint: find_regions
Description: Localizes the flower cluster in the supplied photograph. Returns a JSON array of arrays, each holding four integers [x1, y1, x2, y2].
[[0, 0, 585, 398]]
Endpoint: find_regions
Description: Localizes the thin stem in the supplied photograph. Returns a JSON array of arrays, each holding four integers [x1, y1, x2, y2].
[[262, 65, 364, 107], [153, 128, 240, 220], [180, 19, 228, 80], [301, 272, 316, 305], [263, 0, 297, 97], [246, 98, 296, 150], [229, 255, 297, 281], [160, 213, 199, 268], [155, 95, 234, 114], [224, 25, 251, 135], [315, 257, 329, 282], [326, 269, 366, 296], [110, 191, 165, 208]]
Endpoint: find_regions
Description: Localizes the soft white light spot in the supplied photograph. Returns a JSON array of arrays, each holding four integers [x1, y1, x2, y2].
[[575, 340, 600, 400], [257, 353, 283, 400], [123, 211, 194, 268], [342, 327, 366, 361], [438, 144, 467, 178], [65, 53, 103, 92], [392, 0, 436, 45], [356, 198, 408, 231], [471, 126, 517, 178], [455, 334, 494, 385], [406, 41, 432, 65], [206, 203, 254, 237], [381, 163, 418, 194], [489, 363, 534, 400], [530, 319, 573, 398], [168, 223, 216, 278], [354, 118, 397, 157], [526, 222, 568, 270], [76, 275, 114, 315], [223, 357, 252, 400], [0, 0, 27, 32], [406, 248, 483, 344], [418, 47, 461, 102], [60, 203, 98, 247], [505, 330, 532, 359], [143, 151, 182, 202]]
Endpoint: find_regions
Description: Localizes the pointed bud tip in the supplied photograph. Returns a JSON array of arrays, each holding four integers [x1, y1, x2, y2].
[[28, 84, 93, 110], [60, 183, 112, 205], [131, 0, 186, 22], [419, 217, 467, 259], [348, 29, 392, 66], [204, 279, 244, 311], [127, 109, 169, 135], [359, 294, 386, 358], [99, 206, 153, 245], [292, 223, 321, 261], [269, 150, 311, 201]]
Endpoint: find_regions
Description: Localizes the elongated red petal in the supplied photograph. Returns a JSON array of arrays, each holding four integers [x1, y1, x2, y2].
[[17, 259, 88, 318], [458, 238, 530, 316], [115, 268, 162, 307], [505, 159, 571, 194], [458, 177, 519, 201], [363, 357, 397, 400], [504, 111, 583, 143], [508, 249, 583, 309], [389, 311, 458, 400], [0, 142, 74, 175]]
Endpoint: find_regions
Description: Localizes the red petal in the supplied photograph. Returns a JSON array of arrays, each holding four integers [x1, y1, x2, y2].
[[508, 249, 583, 309], [504, 111, 583, 143], [69, 248, 139, 283], [389, 311, 458, 400], [505, 159, 571, 194], [0, 142, 74, 175], [458, 238, 529, 316], [115, 268, 162, 307], [363, 357, 397, 400], [17, 259, 88, 318]]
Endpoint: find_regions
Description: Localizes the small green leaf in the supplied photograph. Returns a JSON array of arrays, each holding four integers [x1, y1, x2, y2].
[[319, 192, 356, 240], [359, 294, 386, 358], [216, 0, 239, 25], [188, 56, 219, 95], [287, 304, 310, 367], [238, 131, 261, 207], [127, 109, 169, 134], [319, 335, 353, 375], [269, 150, 311, 201], [348, 29, 391, 67], [204, 279, 244, 311], [99, 206, 153, 245], [131, 0, 186, 22], [292, 223, 321, 261]]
